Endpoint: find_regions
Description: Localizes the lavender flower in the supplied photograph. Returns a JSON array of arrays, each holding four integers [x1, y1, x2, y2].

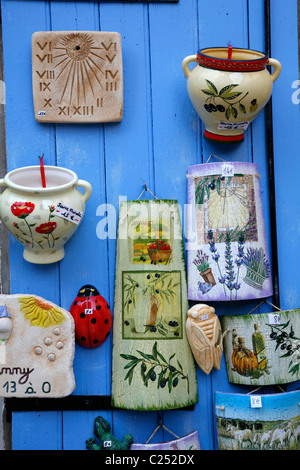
[[193, 250, 210, 272], [208, 229, 226, 296], [234, 234, 245, 298]]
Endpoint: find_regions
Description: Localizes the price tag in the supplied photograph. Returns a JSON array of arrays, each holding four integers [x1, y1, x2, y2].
[[268, 313, 281, 325], [218, 120, 250, 130], [85, 309, 93, 315], [54, 201, 83, 225], [221, 164, 234, 178], [250, 395, 262, 408], [201, 314, 209, 321]]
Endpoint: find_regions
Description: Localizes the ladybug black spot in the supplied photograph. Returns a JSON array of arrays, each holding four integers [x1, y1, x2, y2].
[[93, 339, 100, 344], [74, 301, 78, 305], [81, 336, 87, 342], [91, 318, 97, 324], [96, 305, 101, 310], [104, 319, 108, 324], [80, 312, 85, 319], [105, 332, 109, 338]]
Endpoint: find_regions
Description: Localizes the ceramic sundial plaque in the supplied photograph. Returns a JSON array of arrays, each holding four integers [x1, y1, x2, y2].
[[220, 308, 300, 386], [215, 390, 300, 450], [0, 293, 75, 397], [111, 199, 198, 410], [32, 31, 123, 123], [186, 161, 273, 301]]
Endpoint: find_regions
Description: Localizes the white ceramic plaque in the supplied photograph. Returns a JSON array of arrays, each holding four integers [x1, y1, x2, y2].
[[0, 294, 75, 397]]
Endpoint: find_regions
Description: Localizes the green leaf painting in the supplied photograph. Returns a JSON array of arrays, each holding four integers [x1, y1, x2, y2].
[[120, 341, 190, 393]]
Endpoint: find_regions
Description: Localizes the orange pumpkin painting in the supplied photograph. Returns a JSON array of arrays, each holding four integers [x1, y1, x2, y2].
[[231, 337, 258, 376]]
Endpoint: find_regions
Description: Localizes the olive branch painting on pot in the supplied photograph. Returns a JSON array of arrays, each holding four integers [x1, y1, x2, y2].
[[201, 79, 258, 120]]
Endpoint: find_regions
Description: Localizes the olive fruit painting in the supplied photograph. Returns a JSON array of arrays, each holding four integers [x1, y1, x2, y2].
[[111, 199, 198, 410], [69, 285, 112, 348], [215, 390, 300, 450], [186, 161, 273, 301], [220, 309, 300, 386]]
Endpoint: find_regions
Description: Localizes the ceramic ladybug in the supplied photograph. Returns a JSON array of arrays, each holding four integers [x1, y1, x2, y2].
[[70, 285, 112, 348]]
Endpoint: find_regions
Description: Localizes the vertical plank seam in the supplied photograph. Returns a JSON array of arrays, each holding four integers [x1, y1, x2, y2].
[[147, 4, 156, 195], [265, 0, 280, 308]]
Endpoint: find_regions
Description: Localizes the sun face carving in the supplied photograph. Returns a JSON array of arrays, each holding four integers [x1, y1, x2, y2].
[[53, 32, 105, 104], [62, 33, 94, 61]]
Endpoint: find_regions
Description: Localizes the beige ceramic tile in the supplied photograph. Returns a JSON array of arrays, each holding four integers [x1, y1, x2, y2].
[[32, 31, 123, 123], [0, 294, 75, 397]]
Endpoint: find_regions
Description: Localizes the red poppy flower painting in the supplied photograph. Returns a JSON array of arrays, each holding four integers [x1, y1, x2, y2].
[[35, 222, 57, 234], [11, 201, 35, 218]]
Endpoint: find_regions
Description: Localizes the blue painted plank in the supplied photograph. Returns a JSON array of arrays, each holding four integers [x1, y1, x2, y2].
[[49, 0, 111, 398], [12, 411, 63, 450], [270, 0, 300, 394], [99, 0, 164, 446]]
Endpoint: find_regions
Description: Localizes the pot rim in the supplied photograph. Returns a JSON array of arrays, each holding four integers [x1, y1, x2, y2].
[[4, 165, 78, 194], [197, 47, 269, 72]]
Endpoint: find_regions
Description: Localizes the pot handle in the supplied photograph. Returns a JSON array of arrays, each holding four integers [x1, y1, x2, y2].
[[0, 179, 6, 188], [182, 54, 198, 79], [77, 179, 92, 203], [267, 58, 282, 83]]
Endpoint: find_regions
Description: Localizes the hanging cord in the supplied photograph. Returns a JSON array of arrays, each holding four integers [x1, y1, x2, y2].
[[145, 416, 179, 444], [120, 181, 157, 224], [137, 181, 158, 200], [206, 153, 226, 163], [246, 299, 282, 315]]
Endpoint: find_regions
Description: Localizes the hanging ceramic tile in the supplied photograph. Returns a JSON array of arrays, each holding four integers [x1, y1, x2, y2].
[[111, 197, 198, 410], [215, 390, 300, 450], [0, 293, 75, 397], [130, 425, 201, 450], [220, 307, 300, 386], [186, 160, 273, 301], [32, 31, 123, 123]]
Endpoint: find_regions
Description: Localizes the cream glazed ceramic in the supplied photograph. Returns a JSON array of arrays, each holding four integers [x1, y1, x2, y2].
[[182, 47, 281, 143], [0, 165, 92, 264]]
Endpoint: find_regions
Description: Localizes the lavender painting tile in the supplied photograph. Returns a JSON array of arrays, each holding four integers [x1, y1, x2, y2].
[[186, 161, 273, 301]]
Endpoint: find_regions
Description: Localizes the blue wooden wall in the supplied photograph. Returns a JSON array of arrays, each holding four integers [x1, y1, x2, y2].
[[1, 0, 299, 450]]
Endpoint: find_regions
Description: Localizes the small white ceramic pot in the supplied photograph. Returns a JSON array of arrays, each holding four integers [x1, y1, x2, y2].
[[0, 165, 92, 264], [182, 47, 281, 143]]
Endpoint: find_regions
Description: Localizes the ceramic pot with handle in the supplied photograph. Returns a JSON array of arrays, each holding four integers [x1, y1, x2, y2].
[[0, 165, 92, 264], [182, 47, 281, 143]]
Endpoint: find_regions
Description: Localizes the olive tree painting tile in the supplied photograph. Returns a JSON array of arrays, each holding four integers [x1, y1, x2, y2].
[[215, 390, 300, 450], [111, 199, 198, 410], [186, 161, 273, 301], [220, 309, 300, 386]]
